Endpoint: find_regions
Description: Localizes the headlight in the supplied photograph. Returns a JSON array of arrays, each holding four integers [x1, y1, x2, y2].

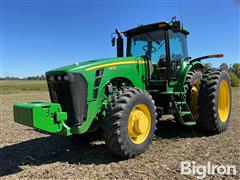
[[49, 75, 55, 81], [63, 74, 73, 81], [56, 75, 62, 81]]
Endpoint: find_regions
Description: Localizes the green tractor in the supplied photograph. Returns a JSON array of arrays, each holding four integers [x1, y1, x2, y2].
[[13, 19, 232, 158]]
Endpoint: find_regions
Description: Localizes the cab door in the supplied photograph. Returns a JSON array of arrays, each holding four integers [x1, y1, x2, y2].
[[146, 30, 167, 81], [168, 30, 189, 80]]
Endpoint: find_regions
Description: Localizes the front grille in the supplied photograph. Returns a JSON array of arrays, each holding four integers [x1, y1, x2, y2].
[[47, 73, 88, 125]]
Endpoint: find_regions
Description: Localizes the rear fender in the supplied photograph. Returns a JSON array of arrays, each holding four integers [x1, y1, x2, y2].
[[177, 60, 204, 85]]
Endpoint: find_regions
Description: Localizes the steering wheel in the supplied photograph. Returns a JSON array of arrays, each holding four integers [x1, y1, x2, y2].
[[142, 45, 156, 53]]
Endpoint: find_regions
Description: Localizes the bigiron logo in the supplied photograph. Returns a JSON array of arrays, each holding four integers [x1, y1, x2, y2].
[[180, 161, 237, 179]]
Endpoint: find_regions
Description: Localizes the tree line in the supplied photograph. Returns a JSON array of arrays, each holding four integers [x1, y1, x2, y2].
[[0, 75, 46, 80]]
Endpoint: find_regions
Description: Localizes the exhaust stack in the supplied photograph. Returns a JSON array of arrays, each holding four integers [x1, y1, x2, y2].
[[115, 29, 124, 57]]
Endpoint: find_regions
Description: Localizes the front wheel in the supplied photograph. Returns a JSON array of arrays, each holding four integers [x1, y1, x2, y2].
[[102, 88, 157, 158]]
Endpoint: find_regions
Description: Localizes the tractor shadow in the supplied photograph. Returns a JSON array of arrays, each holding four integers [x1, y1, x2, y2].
[[155, 117, 214, 139], [0, 118, 213, 177], [0, 135, 122, 177]]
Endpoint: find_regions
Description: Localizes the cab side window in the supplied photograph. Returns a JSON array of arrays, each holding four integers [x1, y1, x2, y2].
[[169, 30, 188, 79], [169, 30, 188, 62]]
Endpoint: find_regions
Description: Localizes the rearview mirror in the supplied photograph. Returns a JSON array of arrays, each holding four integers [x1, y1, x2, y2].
[[111, 37, 115, 47]]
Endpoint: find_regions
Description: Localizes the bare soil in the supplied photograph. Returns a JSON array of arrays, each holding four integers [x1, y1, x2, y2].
[[0, 88, 240, 179]]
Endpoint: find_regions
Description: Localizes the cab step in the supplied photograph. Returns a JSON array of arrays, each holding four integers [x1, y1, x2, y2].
[[180, 111, 192, 116], [171, 93, 196, 126], [183, 121, 196, 126], [175, 101, 187, 105]]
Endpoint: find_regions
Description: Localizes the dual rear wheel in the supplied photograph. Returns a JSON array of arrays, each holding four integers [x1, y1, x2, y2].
[[185, 68, 232, 133], [198, 69, 232, 132]]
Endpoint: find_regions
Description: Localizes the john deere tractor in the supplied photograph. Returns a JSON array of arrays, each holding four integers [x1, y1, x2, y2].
[[13, 19, 232, 158]]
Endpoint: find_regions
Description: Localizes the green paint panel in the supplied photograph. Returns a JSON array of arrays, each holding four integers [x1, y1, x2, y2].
[[13, 102, 71, 135]]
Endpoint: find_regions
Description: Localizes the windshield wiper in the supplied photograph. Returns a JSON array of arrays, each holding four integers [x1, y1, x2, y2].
[[144, 32, 165, 54], [145, 32, 160, 45]]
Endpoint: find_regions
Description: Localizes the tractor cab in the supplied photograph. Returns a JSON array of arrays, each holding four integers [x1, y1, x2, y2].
[[113, 21, 189, 90]]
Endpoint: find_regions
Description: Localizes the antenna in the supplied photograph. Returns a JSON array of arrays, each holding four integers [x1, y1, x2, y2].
[[170, 16, 177, 24], [178, 0, 184, 26]]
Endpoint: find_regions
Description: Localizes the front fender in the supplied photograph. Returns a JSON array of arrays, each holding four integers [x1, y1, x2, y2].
[[72, 60, 146, 134]]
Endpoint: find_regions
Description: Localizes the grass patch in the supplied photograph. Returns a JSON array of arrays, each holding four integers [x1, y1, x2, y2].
[[0, 80, 48, 94]]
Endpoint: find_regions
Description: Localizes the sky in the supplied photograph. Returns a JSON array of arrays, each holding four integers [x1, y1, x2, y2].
[[1, 0, 239, 77]]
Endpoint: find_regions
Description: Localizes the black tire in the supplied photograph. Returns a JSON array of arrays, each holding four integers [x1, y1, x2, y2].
[[69, 128, 103, 144], [184, 70, 203, 119], [198, 68, 232, 133], [102, 87, 157, 158], [184, 70, 203, 92]]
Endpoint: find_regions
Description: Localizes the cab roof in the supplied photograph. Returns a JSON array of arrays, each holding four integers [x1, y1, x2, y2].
[[123, 21, 189, 37]]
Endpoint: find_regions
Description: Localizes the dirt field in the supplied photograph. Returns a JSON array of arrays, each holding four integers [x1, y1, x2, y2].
[[0, 87, 239, 179]]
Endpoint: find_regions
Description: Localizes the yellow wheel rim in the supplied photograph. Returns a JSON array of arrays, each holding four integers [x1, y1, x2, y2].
[[218, 80, 230, 123], [128, 104, 151, 144], [189, 80, 201, 118]]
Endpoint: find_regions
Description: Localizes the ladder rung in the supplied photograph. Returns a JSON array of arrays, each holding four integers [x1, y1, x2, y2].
[[175, 101, 187, 105], [174, 92, 185, 95], [183, 121, 196, 126], [173, 92, 196, 126], [180, 111, 192, 116]]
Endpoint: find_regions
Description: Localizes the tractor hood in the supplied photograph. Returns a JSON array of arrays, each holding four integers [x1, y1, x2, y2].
[[46, 56, 141, 75]]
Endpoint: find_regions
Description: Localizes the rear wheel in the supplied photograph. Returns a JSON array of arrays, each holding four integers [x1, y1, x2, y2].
[[198, 69, 232, 133], [102, 88, 157, 158], [184, 70, 203, 119], [174, 70, 202, 125]]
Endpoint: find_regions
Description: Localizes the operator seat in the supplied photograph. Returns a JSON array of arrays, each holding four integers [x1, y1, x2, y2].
[[147, 55, 168, 91], [158, 55, 167, 68], [158, 55, 167, 80]]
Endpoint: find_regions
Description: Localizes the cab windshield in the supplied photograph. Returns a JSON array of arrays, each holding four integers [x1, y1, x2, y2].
[[127, 30, 166, 64], [127, 29, 188, 64]]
